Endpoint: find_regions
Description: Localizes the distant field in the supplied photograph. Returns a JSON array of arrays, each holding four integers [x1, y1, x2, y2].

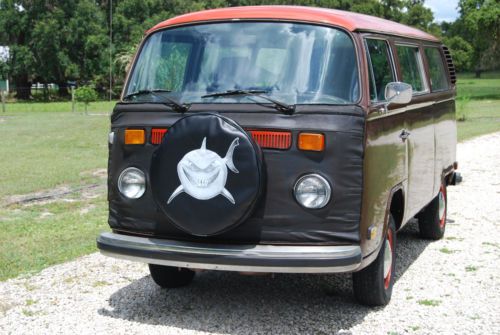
[[456, 100, 500, 141], [457, 77, 500, 100], [3, 100, 116, 113], [457, 71, 500, 79], [0, 112, 109, 197], [456, 72, 500, 141]]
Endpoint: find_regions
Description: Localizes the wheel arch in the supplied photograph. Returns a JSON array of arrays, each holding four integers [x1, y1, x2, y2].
[[358, 184, 405, 270], [389, 187, 405, 231]]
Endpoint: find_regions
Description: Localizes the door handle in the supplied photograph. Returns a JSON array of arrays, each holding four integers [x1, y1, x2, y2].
[[399, 129, 411, 141]]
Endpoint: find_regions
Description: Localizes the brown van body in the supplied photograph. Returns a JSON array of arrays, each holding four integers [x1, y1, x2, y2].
[[97, 6, 457, 304], [359, 35, 456, 267]]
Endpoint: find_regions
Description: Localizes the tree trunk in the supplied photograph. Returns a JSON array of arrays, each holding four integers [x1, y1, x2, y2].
[[57, 82, 70, 98], [14, 74, 31, 100], [43, 83, 49, 101], [475, 69, 482, 78]]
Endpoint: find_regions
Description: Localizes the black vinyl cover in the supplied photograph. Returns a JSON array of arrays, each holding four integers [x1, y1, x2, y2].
[[150, 113, 263, 236], [108, 103, 365, 245]]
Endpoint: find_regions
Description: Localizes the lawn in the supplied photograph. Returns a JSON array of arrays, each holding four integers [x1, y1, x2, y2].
[[456, 72, 500, 141], [456, 99, 500, 141], [0, 108, 110, 280], [2, 100, 116, 114], [0, 74, 499, 281], [0, 111, 110, 197], [0, 191, 107, 281]]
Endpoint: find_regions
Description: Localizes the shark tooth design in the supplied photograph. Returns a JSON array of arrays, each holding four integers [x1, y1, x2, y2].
[[167, 137, 239, 204]]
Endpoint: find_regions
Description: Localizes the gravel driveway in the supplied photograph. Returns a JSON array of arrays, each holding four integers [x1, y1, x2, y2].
[[1, 132, 499, 335]]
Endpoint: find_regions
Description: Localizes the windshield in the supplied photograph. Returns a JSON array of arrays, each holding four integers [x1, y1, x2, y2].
[[125, 22, 360, 105]]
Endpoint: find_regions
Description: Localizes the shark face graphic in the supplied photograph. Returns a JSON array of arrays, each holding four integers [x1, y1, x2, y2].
[[167, 137, 239, 204]]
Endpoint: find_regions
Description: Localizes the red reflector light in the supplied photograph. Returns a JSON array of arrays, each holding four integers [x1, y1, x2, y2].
[[249, 130, 292, 150], [151, 128, 167, 144]]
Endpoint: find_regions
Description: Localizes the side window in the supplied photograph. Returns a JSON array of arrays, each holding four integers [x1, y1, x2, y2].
[[365, 39, 395, 101], [396, 45, 427, 93], [424, 47, 449, 91]]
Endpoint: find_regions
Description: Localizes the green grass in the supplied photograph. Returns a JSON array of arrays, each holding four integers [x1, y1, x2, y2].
[[2, 100, 116, 113], [0, 108, 110, 281], [465, 265, 478, 272], [457, 77, 500, 100], [456, 99, 500, 141], [439, 247, 456, 254], [456, 71, 500, 141], [0, 192, 107, 281], [417, 299, 441, 307], [25, 299, 38, 306], [0, 111, 109, 198], [457, 71, 500, 80]]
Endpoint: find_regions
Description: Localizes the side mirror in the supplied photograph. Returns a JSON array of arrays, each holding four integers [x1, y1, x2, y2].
[[384, 82, 412, 106]]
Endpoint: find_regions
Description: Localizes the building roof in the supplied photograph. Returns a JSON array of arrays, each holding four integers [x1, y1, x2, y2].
[[147, 6, 439, 42]]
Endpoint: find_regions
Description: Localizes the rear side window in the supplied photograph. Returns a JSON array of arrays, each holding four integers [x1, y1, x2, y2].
[[365, 39, 395, 101], [396, 45, 427, 93], [424, 47, 449, 91]]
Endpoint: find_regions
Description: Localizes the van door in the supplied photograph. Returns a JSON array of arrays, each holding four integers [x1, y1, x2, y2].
[[395, 44, 435, 217], [363, 37, 406, 254]]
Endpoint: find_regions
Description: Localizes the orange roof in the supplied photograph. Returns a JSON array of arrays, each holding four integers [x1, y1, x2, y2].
[[147, 6, 439, 42]]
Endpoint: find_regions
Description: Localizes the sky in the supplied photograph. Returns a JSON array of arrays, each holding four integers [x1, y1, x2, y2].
[[424, 0, 460, 22], [0, 46, 9, 62]]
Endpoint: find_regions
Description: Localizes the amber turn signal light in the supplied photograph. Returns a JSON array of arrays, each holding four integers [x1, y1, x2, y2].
[[124, 129, 145, 145], [298, 133, 325, 151]]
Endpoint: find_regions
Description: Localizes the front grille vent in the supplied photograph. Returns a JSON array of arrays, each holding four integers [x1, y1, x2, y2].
[[151, 128, 167, 144], [248, 130, 292, 150]]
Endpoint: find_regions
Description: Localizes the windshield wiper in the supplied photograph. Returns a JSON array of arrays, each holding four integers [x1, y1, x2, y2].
[[123, 89, 188, 113], [201, 89, 294, 114]]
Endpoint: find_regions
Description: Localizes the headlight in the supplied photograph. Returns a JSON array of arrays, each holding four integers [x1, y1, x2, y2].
[[294, 174, 331, 209], [118, 167, 146, 199]]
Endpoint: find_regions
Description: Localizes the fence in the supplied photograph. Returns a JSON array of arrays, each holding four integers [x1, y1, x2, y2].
[[0, 88, 116, 115]]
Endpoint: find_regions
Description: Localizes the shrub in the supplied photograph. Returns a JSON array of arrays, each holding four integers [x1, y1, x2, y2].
[[457, 95, 470, 122], [74, 85, 98, 113]]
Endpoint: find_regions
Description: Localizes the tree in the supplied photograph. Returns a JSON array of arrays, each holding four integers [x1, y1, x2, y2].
[[0, 1, 34, 99], [0, 1, 109, 100], [458, 0, 500, 77], [402, 0, 435, 31], [443, 36, 473, 72], [66, 0, 108, 92], [75, 85, 98, 113]]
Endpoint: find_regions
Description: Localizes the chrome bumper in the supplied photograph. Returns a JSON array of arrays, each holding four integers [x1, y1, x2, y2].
[[97, 232, 362, 273]]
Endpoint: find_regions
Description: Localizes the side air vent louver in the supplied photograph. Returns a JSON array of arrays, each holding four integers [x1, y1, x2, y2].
[[442, 46, 457, 85]]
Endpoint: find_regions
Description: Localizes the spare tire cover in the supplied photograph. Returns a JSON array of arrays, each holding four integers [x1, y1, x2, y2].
[[150, 113, 263, 236]]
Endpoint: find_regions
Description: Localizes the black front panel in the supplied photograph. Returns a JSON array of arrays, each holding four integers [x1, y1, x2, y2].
[[108, 103, 365, 244]]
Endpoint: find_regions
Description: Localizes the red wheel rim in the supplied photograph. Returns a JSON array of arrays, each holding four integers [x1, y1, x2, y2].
[[438, 185, 446, 228], [383, 229, 393, 290]]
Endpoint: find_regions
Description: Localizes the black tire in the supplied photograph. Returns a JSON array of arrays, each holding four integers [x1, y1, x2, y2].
[[353, 216, 396, 306], [149, 264, 195, 288], [418, 184, 447, 240]]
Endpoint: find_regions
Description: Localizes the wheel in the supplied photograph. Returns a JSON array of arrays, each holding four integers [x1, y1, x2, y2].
[[148, 264, 195, 288], [353, 216, 396, 306], [418, 183, 447, 240]]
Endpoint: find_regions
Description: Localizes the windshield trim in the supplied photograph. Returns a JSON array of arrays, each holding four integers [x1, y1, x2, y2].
[[122, 19, 363, 106]]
